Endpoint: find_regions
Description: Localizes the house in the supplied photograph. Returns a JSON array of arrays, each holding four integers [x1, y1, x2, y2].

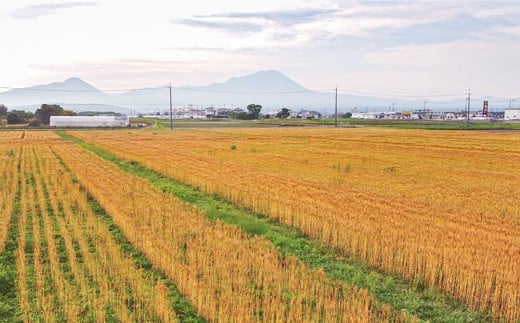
[[504, 109, 520, 120], [300, 110, 322, 119]]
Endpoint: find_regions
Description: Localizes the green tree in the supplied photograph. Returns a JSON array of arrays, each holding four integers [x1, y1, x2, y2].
[[35, 104, 76, 125], [276, 108, 290, 118], [343, 112, 352, 118], [7, 110, 33, 124], [0, 104, 7, 118], [232, 112, 249, 120], [246, 104, 262, 119]]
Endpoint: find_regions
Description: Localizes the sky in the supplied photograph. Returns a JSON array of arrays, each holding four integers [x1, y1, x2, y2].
[[1, 0, 520, 101]]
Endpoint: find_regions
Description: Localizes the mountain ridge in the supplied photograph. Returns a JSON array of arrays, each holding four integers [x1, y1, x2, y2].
[[0, 70, 475, 112]]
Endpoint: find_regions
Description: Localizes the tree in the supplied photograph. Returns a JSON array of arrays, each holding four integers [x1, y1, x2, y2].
[[230, 111, 249, 120], [276, 108, 290, 118], [35, 104, 76, 125], [0, 104, 7, 118], [246, 104, 262, 120], [343, 112, 352, 118], [7, 110, 33, 124]]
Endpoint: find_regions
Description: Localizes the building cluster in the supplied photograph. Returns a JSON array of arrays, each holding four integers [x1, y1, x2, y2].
[[145, 106, 246, 119], [350, 109, 520, 121], [144, 107, 324, 119], [142, 105, 520, 121], [264, 109, 322, 119]]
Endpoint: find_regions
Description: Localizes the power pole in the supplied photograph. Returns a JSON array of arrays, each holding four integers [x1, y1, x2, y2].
[[334, 86, 338, 127], [169, 82, 173, 130], [467, 89, 471, 126]]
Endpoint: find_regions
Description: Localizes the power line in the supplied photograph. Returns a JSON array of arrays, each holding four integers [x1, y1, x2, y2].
[[169, 83, 173, 130], [175, 87, 333, 95], [337, 88, 466, 98], [0, 84, 332, 95], [1, 83, 515, 101], [0, 85, 169, 93], [467, 89, 471, 126], [334, 86, 338, 127]]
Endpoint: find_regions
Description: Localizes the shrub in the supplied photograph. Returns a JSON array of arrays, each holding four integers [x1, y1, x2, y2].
[[27, 119, 41, 127]]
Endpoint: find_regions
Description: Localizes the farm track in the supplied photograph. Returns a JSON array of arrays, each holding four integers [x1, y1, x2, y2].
[[58, 131, 490, 322]]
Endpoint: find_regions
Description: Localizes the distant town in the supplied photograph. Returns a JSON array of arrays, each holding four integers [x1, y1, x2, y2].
[[141, 105, 520, 121]]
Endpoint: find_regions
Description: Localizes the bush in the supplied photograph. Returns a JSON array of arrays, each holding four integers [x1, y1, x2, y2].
[[7, 110, 33, 124], [27, 119, 41, 127]]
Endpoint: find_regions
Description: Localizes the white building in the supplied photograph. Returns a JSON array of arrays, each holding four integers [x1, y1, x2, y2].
[[50, 116, 129, 127], [504, 109, 520, 120], [351, 112, 379, 119]]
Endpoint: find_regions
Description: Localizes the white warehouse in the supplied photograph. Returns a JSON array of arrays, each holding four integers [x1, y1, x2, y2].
[[504, 109, 520, 121], [50, 116, 129, 127]]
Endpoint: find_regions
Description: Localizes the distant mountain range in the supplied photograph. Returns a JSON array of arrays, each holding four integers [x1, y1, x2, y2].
[[0, 70, 492, 113]]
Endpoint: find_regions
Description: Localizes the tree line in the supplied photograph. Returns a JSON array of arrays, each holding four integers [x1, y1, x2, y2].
[[0, 104, 75, 126]]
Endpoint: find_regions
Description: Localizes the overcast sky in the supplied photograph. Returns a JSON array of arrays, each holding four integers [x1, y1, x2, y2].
[[1, 0, 519, 100]]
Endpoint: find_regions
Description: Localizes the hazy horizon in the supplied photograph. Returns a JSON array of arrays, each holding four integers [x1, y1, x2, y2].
[[1, 1, 520, 103]]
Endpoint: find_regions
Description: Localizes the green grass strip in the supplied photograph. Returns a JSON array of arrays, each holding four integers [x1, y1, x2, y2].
[[51, 142, 204, 322], [56, 130, 490, 322]]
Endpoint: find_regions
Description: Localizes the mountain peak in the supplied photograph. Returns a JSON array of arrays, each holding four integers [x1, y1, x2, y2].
[[64, 77, 84, 84], [205, 70, 309, 93], [253, 69, 284, 76], [62, 77, 96, 89]]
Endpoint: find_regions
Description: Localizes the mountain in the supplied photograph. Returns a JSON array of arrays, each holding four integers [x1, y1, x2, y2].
[[0, 77, 108, 107], [0, 71, 476, 112], [113, 70, 316, 109], [199, 70, 309, 92], [174, 70, 420, 110]]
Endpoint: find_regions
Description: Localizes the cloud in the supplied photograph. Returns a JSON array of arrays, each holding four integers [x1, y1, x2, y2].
[[196, 8, 335, 25], [174, 18, 265, 33], [172, 8, 334, 35], [166, 1, 520, 60], [493, 25, 520, 37], [12, 2, 96, 19], [362, 38, 520, 95]]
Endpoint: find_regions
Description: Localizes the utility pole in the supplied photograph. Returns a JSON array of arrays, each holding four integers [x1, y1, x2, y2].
[[467, 89, 471, 126], [169, 82, 173, 130], [334, 86, 338, 127]]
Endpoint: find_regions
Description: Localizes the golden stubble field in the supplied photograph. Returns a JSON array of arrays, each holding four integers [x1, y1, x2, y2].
[[70, 127, 520, 321], [1, 130, 408, 322]]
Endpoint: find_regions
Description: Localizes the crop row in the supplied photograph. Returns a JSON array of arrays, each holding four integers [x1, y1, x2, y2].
[[12, 143, 176, 321], [0, 145, 19, 252]]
